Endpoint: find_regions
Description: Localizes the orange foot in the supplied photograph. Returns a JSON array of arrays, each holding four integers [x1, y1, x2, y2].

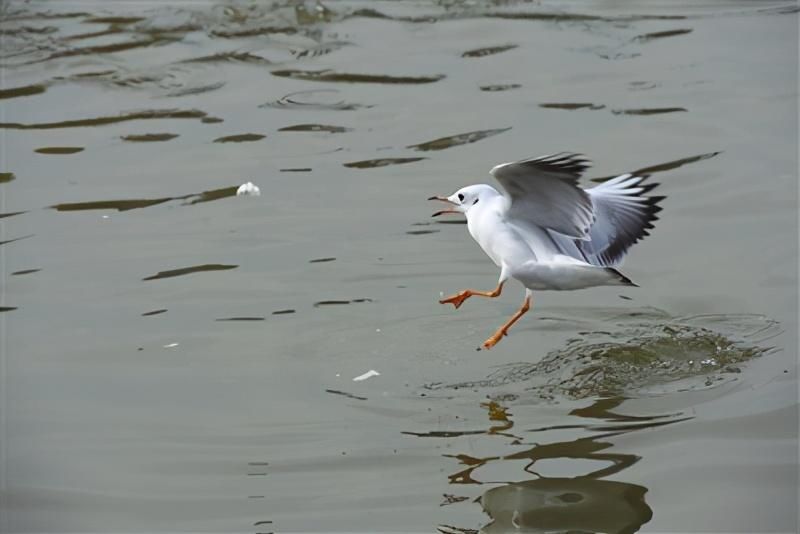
[[482, 330, 507, 350], [439, 291, 470, 309]]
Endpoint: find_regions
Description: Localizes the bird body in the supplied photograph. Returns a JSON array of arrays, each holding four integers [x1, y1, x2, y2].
[[464, 188, 630, 291], [429, 153, 664, 349]]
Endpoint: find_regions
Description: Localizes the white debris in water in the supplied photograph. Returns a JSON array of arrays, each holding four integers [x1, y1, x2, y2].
[[353, 369, 380, 381], [163, 342, 179, 348], [236, 182, 260, 196]]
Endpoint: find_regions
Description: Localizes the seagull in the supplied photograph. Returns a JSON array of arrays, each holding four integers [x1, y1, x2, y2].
[[429, 153, 665, 349]]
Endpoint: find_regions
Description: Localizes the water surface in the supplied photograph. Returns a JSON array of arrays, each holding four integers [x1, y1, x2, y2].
[[1, 1, 797, 532]]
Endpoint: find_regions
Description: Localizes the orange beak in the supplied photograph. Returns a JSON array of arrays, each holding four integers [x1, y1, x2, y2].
[[428, 195, 460, 217]]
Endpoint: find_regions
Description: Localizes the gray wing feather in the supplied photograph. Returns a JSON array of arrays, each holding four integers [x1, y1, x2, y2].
[[549, 173, 665, 266], [490, 153, 595, 239]]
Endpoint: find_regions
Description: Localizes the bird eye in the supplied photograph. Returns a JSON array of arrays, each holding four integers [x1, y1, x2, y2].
[[458, 193, 465, 202]]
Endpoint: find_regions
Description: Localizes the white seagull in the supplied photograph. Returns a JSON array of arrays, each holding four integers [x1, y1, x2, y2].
[[429, 153, 665, 349]]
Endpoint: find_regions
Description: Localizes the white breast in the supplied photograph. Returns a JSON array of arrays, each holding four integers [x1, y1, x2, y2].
[[467, 197, 541, 268]]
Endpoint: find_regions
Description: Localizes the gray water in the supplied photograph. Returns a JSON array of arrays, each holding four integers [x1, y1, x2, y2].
[[1, 1, 798, 532]]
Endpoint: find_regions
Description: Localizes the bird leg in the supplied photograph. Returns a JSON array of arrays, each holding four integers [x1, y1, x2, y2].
[[483, 294, 532, 349], [440, 282, 504, 309]]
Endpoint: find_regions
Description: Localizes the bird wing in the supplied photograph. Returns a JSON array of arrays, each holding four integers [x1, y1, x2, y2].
[[490, 153, 595, 239], [548, 173, 665, 267]]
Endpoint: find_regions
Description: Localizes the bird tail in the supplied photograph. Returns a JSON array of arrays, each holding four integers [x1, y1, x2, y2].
[[605, 267, 639, 287]]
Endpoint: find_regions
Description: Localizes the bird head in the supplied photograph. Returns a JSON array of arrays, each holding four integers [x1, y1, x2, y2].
[[428, 184, 495, 217]]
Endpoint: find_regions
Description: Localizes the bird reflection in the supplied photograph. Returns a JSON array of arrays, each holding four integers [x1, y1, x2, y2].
[[479, 477, 651, 533], [422, 397, 691, 534]]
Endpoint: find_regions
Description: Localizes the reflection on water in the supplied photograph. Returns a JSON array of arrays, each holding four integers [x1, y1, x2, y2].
[[213, 133, 266, 143], [413, 397, 686, 533], [415, 310, 781, 531], [461, 44, 518, 58], [634, 28, 693, 42], [540, 102, 605, 111], [590, 151, 722, 183], [0, 83, 47, 99], [271, 69, 446, 84], [11, 268, 41, 276], [50, 185, 239, 212], [120, 133, 179, 142], [408, 128, 511, 152], [611, 107, 687, 116], [278, 123, 351, 133], [261, 89, 371, 111], [479, 83, 521, 92], [0, 109, 208, 129], [0, 210, 27, 219], [480, 477, 651, 533], [0, 234, 34, 246], [33, 146, 84, 154], [142, 263, 238, 281], [343, 157, 427, 169]]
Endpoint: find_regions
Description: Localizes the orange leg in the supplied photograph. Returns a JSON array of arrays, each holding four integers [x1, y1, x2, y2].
[[440, 282, 504, 309], [483, 294, 532, 349]]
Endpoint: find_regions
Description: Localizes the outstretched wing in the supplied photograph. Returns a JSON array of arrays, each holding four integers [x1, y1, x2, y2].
[[490, 153, 595, 239], [550, 173, 665, 267]]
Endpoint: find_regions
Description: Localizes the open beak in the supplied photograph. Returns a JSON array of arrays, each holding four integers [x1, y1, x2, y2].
[[428, 195, 460, 217]]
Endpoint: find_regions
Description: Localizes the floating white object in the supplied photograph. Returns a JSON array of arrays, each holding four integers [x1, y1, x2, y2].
[[352, 369, 380, 381], [163, 342, 179, 348], [236, 182, 260, 196]]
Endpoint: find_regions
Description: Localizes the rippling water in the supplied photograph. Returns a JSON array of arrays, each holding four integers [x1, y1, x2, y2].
[[1, 1, 797, 532]]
